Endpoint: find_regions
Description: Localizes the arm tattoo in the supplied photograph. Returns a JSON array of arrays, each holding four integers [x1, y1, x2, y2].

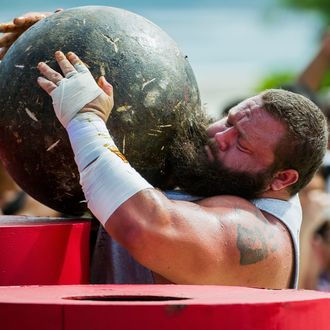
[[237, 224, 268, 265], [233, 207, 279, 265]]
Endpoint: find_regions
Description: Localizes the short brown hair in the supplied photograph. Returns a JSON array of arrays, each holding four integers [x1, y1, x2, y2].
[[261, 89, 328, 195]]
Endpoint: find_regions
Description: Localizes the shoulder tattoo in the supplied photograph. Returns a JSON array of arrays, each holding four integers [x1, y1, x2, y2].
[[235, 210, 279, 265], [237, 224, 267, 265]]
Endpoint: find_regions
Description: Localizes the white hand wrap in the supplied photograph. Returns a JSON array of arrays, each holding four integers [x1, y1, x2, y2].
[[50, 63, 103, 128], [67, 113, 153, 225]]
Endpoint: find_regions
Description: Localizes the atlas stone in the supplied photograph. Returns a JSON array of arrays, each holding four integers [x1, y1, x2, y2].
[[0, 6, 201, 214]]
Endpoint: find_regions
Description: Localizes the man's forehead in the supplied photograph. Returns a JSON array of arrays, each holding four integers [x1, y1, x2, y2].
[[206, 95, 264, 134], [229, 95, 264, 115]]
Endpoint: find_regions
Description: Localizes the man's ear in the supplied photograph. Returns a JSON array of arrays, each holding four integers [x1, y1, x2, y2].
[[270, 169, 299, 191]]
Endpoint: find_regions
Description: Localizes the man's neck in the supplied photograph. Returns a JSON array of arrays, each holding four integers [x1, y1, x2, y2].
[[258, 189, 291, 201]]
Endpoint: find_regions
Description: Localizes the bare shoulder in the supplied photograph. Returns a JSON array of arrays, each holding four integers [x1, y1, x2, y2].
[[196, 195, 294, 288], [109, 190, 293, 288]]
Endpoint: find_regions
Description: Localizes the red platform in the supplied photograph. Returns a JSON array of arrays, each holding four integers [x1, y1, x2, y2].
[[0, 216, 90, 285], [1, 284, 330, 329]]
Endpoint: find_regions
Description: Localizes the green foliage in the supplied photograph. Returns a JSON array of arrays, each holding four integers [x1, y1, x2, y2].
[[254, 71, 296, 92], [320, 72, 330, 92], [281, 0, 330, 22], [257, 2, 330, 94], [255, 70, 330, 94]]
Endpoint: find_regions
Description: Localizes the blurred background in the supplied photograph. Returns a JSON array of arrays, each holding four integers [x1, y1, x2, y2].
[[1, 0, 329, 118]]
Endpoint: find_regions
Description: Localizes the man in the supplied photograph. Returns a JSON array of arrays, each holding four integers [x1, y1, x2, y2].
[[33, 49, 327, 289], [1, 12, 328, 289]]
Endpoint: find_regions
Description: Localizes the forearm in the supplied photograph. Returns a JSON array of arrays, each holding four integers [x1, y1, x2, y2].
[[67, 112, 153, 225], [297, 48, 330, 92], [37, 50, 153, 225]]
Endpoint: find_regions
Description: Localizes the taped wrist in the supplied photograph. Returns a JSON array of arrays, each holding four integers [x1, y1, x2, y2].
[[50, 68, 103, 128], [67, 113, 152, 225]]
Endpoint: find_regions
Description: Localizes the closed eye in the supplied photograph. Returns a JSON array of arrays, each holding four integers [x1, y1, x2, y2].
[[237, 141, 251, 154], [225, 118, 233, 127]]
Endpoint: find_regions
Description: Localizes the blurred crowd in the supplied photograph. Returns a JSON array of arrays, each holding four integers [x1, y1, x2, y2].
[[271, 29, 330, 291]]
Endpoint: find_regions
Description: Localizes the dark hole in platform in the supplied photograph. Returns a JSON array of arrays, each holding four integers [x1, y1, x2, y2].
[[64, 295, 190, 302]]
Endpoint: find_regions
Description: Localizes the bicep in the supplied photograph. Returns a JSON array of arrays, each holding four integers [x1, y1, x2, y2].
[[106, 190, 291, 286], [106, 189, 232, 283]]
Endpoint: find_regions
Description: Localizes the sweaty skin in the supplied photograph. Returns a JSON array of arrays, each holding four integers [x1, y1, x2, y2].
[[37, 51, 296, 289]]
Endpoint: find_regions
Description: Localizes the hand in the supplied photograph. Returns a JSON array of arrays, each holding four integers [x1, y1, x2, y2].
[[0, 10, 62, 60], [37, 51, 114, 124]]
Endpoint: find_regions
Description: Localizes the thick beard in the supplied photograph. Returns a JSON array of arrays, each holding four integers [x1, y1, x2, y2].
[[168, 122, 275, 200]]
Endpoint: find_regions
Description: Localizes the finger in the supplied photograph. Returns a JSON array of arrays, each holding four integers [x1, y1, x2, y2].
[[55, 51, 76, 77], [13, 14, 47, 27], [37, 76, 57, 95], [67, 51, 89, 73], [0, 32, 19, 47], [98, 76, 113, 96], [37, 61, 63, 85], [0, 12, 48, 33], [0, 23, 22, 33], [0, 25, 26, 34]]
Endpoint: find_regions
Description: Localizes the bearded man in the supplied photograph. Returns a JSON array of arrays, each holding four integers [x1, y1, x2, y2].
[[34, 50, 327, 289]]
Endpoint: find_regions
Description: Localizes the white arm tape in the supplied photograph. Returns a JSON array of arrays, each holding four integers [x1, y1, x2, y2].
[[67, 113, 153, 225], [50, 70, 103, 128]]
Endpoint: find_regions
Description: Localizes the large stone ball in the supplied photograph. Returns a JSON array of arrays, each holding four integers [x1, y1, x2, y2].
[[0, 6, 201, 214]]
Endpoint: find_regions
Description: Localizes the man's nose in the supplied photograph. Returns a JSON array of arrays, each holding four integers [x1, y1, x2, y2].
[[206, 117, 227, 137], [214, 127, 237, 151]]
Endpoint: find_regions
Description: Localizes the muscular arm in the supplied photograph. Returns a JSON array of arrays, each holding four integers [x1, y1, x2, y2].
[[107, 189, 293, 288]]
